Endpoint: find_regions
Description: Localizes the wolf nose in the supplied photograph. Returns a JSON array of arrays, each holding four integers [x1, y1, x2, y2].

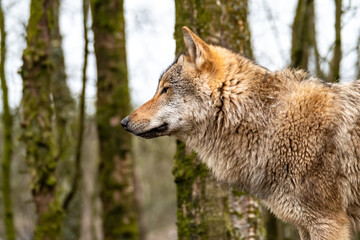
[[121, 116, 130, 129]]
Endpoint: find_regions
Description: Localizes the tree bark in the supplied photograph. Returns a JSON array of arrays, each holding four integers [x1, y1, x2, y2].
[[219, 1, 253, 58], [174, 1, 264, 239], [49, 0, 76, 217], [173, 141, 230, 240], [49, 0, 75, 162], [91, 0, 140, 239], [290, 0, 319, 73], [328, 0, 342, 83], [20, 0, 63, 239], [0, 0, 16, 238]]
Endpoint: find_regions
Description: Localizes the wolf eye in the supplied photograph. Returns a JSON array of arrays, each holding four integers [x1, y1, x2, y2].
[[161, 87, 169, 95]]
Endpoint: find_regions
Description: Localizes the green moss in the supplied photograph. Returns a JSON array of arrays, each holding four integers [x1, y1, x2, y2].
[[0, 0, 16, 239], [33, 198, 64, 240], [174, 141, 232, 239], [173, 141, 209, 239], [221, 1, 253, 58], [223, 197, 234, 238], [173, 141, 207, 182], [21, 0, 64, 239]]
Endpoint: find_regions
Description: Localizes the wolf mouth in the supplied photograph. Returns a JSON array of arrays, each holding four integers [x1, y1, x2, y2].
[[137, 123, 169, 139]]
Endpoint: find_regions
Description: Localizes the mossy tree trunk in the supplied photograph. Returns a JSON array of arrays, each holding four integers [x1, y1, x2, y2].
[[174, 1, 264, 239], [173, 141, 229, 240], [0, 0, 16, 239], [49, 0, 76, 212], [20, 0, 63, 239], [91, 0, 140, 239], [219, 1, 253, 58], [50, 0, 75, 162], [43, 0, 79, 238]]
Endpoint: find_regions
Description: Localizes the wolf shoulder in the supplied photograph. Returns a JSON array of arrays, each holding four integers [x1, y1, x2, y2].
[[272, 70, 360, 128], [266, 70, 360, 163]]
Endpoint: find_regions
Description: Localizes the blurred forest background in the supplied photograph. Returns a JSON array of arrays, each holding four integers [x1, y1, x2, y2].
[[0, 0, 359, 240]]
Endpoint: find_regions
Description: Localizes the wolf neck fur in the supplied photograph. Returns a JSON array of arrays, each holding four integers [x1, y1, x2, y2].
[[184, 54, 276, 197]]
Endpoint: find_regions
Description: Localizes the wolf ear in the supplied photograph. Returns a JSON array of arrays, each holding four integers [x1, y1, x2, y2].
[[182, 26, 210, 69]]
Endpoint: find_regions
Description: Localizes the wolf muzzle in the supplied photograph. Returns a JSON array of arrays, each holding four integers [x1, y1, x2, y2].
[[121, 116, 130, 130]]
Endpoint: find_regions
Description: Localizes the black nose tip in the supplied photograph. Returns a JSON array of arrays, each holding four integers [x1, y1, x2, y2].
[[121, 116, 129, 129]]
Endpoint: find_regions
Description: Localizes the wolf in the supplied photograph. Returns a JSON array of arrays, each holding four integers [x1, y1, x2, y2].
[[122, 27, 360, 240]]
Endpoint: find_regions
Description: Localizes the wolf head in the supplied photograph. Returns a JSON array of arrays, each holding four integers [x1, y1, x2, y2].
[[121, 27, 244, 139]]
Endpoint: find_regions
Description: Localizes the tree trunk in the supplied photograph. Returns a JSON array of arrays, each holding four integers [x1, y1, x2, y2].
[[174, 1, 264, 239], [49, 0, 76, 211], [91, 0, 140, 239], [0, 0, 16, 238], [49, 0, 75, 162], [20, 0, 63, 239], [219, 1, 253, 58], [328, 0, 342, 82], [290, 0, 319, 74], [264, 212, 278, 240], [173, 141, 230, 240]]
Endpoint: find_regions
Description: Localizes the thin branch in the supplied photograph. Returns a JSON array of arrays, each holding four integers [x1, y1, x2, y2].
[[63, 0, 89, 210], [0, 0, 16, 238]]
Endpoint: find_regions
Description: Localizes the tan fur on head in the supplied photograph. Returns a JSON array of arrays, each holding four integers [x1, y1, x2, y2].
[[123, 26, 360, 240]]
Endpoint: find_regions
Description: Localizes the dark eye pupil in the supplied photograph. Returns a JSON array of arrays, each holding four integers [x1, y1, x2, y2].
[[161, 87, 168, 94]]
